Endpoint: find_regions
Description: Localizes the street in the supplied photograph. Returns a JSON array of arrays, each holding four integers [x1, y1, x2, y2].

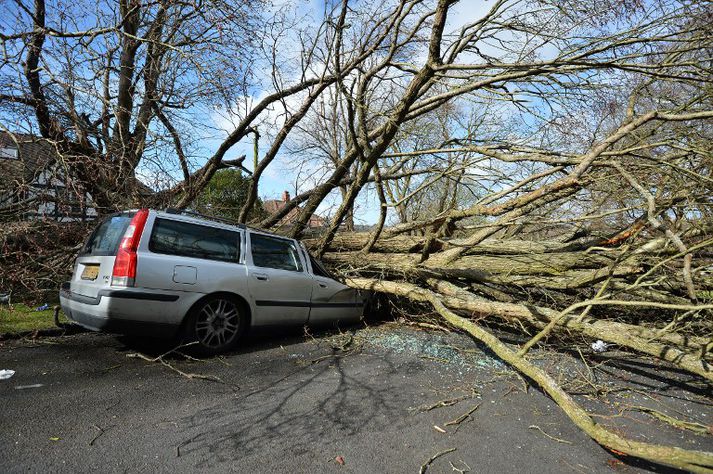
[[1, 325, 710, 473]]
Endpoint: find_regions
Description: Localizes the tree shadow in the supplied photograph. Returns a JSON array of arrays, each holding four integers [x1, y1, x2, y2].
[[113, 321, 365, 358], [172, 341, 421, 469]]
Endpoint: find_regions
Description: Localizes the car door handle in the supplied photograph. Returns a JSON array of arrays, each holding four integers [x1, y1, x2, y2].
[[254, 273, 269, 281], [318, 283, 328, 288]]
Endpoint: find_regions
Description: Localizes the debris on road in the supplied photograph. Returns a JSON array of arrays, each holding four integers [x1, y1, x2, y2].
[[445, 403, 482, 428], [528, 425, 572, 444], [0, 369, 15, 380], [591, 340, 609, 353], [367, 328, 505, 373], [419, 447, 457, 474]]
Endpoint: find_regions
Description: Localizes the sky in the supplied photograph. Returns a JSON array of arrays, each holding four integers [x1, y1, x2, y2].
[[3, 0, 688, 228], [0, 0, 511, 226], [193, 0, 496, 226]]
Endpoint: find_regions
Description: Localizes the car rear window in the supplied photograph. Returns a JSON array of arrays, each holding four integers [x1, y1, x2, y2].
[[250, 233, 304, 272], [149, 218, 240, 263], [80, 213, 134, 256]]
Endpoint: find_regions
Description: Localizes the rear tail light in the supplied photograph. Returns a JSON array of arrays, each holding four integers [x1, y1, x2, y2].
[[112, 209, 149, 287]]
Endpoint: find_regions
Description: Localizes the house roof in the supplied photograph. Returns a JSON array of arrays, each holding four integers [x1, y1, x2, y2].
[[263, 192, 326, 229], [0, 132, 54, 192], [0, 131, 153, 196]]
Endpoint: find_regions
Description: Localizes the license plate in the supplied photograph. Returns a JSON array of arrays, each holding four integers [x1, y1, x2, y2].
[[81, 265, 100, 281]]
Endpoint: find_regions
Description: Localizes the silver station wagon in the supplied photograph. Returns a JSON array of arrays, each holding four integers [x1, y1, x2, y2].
[[60, 209, 365, 353]]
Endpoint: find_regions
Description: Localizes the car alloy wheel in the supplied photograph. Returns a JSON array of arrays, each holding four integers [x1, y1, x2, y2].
[[194, 297, 241, 350]]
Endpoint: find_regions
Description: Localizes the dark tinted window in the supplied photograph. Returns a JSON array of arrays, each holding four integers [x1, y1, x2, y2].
[[81, 213, 134, 256], [250, 233, 303, 272], [149, 218, 240, 263], [310, 255, 332, 278]]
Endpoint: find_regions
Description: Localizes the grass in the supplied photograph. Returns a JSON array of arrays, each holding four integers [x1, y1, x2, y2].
[[0, 303, 68, 335]]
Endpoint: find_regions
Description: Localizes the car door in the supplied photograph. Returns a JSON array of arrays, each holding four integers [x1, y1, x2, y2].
[[304, 250, 364, 325], [246, 232, 313, 326]]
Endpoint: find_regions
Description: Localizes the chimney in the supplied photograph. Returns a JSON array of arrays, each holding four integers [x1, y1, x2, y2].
[[282, 190, 290, 202]]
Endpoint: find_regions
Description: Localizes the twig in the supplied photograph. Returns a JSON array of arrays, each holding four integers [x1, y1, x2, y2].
[[419, 448, 457, 474], [420, 355, 450, 364], [561, 459, 590, 474], [173, 351, 206, 362], [409, 321, 452, 333], [215, 356, 232, 367], [125, 343, 231, 386], [89, 424, 107, 446], [299, 346, 361, 366], [449, 460, 470, 473], [416, 392, 474, 413], [445, 402, 482, 427], [627, 406, 711, 435], [529, 425, 573, 444]]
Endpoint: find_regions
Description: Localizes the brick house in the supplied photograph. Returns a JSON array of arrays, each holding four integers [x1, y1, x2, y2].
[[263, 190, 326, 229]]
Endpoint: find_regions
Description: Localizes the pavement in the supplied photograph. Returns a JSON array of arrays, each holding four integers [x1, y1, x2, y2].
[[0, 323, 711, 473]]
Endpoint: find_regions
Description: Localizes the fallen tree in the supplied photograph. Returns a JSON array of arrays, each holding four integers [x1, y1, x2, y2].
[[308, 233, 712, 379], [303, 228, 713, 472], [2, 0, 711, 471], [0, 220, 90, 300], [346, 278, 713, 473]]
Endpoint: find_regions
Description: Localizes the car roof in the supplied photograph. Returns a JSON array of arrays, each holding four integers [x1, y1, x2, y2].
[[152, 208, 291, 240]]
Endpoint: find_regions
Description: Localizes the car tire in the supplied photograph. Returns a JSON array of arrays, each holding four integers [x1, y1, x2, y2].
[[184, 295, 245, 355]]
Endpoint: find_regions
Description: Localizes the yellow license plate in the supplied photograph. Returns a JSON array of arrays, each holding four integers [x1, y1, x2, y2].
[[81, 265, 100, 280]]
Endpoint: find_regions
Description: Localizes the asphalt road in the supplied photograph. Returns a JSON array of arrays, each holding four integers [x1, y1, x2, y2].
[[1, 324, 711, 473]]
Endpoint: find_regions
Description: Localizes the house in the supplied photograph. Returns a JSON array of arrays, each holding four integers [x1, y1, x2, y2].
[[263, 190, 326, 229], [0, 132, 149, 221], [0, 131, 99, 221]]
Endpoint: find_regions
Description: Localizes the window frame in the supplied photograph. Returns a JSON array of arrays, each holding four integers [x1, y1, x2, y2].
[[0, 147, 18, 160], [248, 231, 306, 273], [148, 217, 243, 265]]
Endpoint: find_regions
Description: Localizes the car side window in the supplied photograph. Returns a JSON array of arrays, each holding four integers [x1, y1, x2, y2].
[[309, 255, 332, 279], [149, 218, 240, 263], [250, 233, 304, 272]]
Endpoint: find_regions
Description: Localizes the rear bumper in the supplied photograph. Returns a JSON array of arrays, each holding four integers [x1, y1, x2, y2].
[[59, 282, 184, 338]]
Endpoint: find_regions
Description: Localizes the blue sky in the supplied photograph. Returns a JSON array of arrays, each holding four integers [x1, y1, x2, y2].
[[0, 0, 506, 225], [187, 0, 496, 225]]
